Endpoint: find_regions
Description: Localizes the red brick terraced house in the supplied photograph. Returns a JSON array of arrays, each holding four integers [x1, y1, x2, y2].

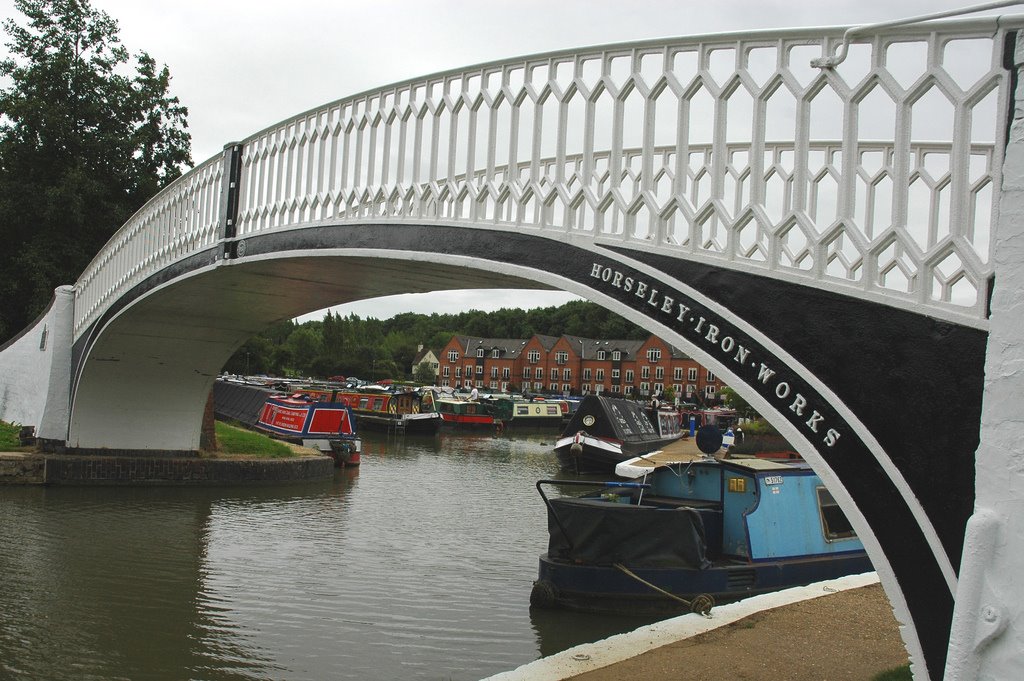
[[436, 334, 724, 403]]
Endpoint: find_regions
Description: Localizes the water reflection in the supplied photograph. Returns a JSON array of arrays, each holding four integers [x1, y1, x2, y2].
[[529, 607, 662, 658], [0, 433, 655, 680]]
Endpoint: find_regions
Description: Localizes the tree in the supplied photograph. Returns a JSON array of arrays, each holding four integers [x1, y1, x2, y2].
[[286, 326, 323, 377], [0, 0, 191, 341], [412, 361, 436, 385], [720, 386, 757, 419]]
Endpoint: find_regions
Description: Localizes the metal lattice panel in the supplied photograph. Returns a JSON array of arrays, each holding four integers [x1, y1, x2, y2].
[[73, 17, 1020, 338], [74, 156, 223, 337]]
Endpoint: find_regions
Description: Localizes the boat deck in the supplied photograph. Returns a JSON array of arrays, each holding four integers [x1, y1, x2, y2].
[[618, 437, 705, 471]]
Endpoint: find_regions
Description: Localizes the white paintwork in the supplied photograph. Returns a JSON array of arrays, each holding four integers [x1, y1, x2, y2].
[[945, 31, 1024, 681], [0, 285, 73, 440], [70, 17, 1020, 342]]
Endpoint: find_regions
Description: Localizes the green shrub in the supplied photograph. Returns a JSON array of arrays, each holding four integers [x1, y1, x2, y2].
[[0, 421, 21, 449], [739, 418, 780, 436]]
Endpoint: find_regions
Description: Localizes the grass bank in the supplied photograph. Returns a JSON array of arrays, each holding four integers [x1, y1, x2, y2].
[[207, 421, 304, 459], [3, 419, 311, 459], [873, 665, 911, 681]]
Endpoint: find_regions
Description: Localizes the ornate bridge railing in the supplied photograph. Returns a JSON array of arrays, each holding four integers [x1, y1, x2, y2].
[[73, 16, 1021, 339]]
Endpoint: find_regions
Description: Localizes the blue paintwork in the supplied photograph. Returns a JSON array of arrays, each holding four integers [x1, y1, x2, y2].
[[532, 456, 871, 616]]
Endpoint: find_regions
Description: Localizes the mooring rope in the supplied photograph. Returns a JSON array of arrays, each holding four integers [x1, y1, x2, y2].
[[612, 562, 715, 617]]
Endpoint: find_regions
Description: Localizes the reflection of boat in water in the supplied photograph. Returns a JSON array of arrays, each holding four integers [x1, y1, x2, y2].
[[528, 603, 661, 659], [255, 394, 361, 467], [531, 449, 872, 617], [554, 395, 684, 472]]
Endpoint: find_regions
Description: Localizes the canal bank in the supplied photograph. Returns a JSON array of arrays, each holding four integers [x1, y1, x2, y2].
[[485, 573, 909, 681], [0, 450, 334, 485]]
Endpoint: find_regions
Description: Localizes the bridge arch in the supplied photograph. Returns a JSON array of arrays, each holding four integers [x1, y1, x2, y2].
[[68, 220, 978, 678]]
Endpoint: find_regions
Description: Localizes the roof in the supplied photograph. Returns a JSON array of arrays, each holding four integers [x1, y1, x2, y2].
[[411, 347, 437, 364], [459, 335, 529, 359]]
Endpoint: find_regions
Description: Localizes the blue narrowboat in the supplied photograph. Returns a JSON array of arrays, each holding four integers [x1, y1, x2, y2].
[[530, 452, 872, 616]]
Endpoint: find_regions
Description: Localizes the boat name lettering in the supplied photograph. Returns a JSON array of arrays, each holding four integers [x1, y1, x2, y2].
[[763, 476, 784, 486], [589, 262, 842, 450]]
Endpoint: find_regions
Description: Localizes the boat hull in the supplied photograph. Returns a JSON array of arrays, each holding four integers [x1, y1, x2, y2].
[[353, 412, 442, 435], [531, 552, 874, 617], [438, 412, 497, 429]]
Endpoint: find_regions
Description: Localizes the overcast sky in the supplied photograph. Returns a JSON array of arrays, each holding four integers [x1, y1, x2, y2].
[[2, 0, 1019, 321]]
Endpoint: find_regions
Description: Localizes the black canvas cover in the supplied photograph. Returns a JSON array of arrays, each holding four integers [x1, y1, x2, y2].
[[213, 380, 272, 425], [547, 497, 710, 569], [560, 395, 660, 443]]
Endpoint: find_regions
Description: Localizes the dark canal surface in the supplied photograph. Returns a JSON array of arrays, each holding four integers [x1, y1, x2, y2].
[[0, 432, 661, 680]]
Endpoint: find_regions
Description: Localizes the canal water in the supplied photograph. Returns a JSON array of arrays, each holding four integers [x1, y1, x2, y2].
[[0, 432, 662, 681]]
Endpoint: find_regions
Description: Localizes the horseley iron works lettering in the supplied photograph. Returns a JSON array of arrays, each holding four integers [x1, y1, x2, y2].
[[589, 263, 842, 449]]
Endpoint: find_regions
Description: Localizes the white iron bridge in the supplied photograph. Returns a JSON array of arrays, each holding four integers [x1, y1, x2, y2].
[[73, 18, 1006, 339], [3, 11, 1024, 681]]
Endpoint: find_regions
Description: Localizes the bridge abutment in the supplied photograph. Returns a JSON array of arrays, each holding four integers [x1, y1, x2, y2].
[[0, 285, 74, 442], [945, 40, 1024, 678]]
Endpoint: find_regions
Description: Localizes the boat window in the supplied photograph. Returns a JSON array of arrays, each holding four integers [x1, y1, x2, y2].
[[358, 398, 369, 409], [372, 398, 384, 410], [817, 487, 857, 541]]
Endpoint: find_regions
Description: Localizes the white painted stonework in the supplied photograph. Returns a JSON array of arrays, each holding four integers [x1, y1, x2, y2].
[[0, 285, 73, 441], [945, 32, 1024, 681]]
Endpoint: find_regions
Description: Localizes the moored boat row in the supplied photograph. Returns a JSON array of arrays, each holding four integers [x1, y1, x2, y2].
[[220, 377, 868, 620]]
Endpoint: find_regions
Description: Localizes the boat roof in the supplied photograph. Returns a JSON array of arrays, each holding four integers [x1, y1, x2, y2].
[[723, 457, 806, 472], [615, 452, 807, 479]]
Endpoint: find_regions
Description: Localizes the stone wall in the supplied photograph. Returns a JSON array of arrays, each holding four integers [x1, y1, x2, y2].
[[0, 453, 333, 485], [0, 453, 45, 484]]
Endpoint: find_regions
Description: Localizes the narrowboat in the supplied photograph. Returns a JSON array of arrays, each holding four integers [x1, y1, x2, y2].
[[255, 394, 362, 467], [554, 395, 684, 472], [435, 396, 498, 429], [530, 450, 872, 616], [488, 397, 569, 431], [296, 386, 442, 435]]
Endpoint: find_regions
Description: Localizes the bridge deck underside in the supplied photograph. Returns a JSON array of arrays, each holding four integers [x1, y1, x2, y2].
[[69, 254, 546, 451]]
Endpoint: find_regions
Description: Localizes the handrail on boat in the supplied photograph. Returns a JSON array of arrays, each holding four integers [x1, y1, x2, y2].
[[535, 479, 651, 551]]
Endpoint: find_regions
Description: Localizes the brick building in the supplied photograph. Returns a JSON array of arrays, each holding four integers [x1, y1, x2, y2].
[[436, 334, 724, 403]]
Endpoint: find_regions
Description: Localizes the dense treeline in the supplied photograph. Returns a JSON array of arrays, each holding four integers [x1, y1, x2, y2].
[[0, 0, 191, 342], [223, 299, 647, 380]]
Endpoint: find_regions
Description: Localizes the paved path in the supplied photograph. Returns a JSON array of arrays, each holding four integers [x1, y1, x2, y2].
[[486, 574, 911, 681]]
